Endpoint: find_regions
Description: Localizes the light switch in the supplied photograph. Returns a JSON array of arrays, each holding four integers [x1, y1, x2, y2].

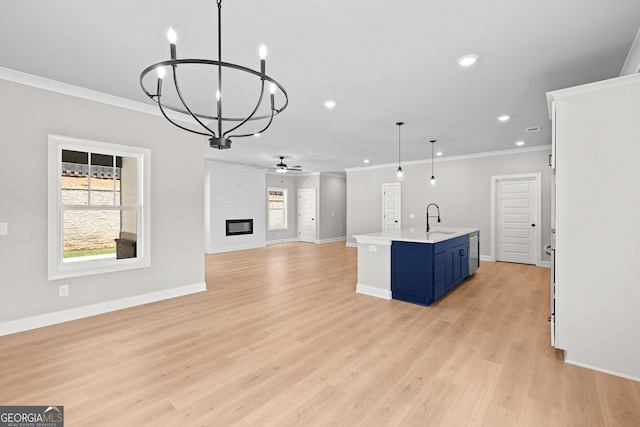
[[410, 213, 415, 219], [0, 223, 7, 236]]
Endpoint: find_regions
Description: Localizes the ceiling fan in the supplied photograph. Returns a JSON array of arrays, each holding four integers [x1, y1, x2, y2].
[[271, 156, 302, 174]]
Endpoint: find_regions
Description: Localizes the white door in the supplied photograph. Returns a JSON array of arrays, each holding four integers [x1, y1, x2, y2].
[[298, 188, 316, 242], [382, 183, 401, 233], [496, 177, 538, 264]]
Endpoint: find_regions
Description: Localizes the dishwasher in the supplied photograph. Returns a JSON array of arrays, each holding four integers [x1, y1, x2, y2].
[[468, 232, 479, 275]]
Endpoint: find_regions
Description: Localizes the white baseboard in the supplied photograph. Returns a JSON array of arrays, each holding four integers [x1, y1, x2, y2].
[[0, 282, 206, 337], [316, 237, 347, 244], [480, 255, 494, 262], [356, 283, 392, 300], [564, 355, 640, 383], [205, 243, 266, 254], [266, 238, 300, 245], [345, 241, 357, 248], [539, 260, 551, 268]]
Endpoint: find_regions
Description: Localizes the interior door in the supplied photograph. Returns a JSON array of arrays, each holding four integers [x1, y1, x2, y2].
[[496, 177, 537, 264], [382, 183, 401, 233], [298, 188, 316, 242]]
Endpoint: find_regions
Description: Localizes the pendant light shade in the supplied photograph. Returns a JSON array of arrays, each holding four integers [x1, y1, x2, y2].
[[430, 139, 437, 187], [396, 122, 405, 181]]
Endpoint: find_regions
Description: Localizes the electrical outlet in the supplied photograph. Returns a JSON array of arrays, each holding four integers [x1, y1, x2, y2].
[[410, 213, 415, 219], [59, 284, 69, 297], [369, 245, 377, 252]]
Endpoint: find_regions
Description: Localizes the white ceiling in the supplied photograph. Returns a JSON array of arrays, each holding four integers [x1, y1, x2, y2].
[[2, 0, 639, 174]]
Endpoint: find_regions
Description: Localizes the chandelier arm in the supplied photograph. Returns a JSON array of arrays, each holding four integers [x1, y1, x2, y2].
[[140, 59, 288, 121], [228, 106, 275, 139], [155, 94, 212, 137], [170, 66, 217, 137], [223, 80, 266, 137]]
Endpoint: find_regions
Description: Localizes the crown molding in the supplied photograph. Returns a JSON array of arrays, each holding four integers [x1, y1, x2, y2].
[[0, 66, 193, 123], [344, 144, 552, 172]]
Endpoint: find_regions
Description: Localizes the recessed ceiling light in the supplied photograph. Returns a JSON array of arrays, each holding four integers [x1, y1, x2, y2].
[[497, 115, 510, 122], [363, 159, 370, 164], [515, 141, 525, 146], [323, 100, 337, 109], [436, 151, 443, 156], [457, 54, 478, 67]]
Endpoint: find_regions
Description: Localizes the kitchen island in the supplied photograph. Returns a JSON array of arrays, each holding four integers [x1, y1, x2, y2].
[[354, 227, 479, 306]]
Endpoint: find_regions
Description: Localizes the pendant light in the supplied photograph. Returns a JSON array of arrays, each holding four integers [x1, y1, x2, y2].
[[396, 122, 404, 181], [430, 139, 437, 187]]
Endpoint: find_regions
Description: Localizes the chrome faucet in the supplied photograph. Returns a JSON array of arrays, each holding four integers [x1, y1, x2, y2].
[[426, 203, 441, 232]]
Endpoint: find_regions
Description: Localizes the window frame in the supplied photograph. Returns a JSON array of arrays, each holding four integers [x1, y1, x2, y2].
[[267, 187, 288, 231], [47, 134, 151, 280]]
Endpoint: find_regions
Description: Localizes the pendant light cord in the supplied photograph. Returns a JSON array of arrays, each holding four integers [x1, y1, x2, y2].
[[398, 125, 401, 168], [431, 140, 434, 177], [396, 122, 404, 169]]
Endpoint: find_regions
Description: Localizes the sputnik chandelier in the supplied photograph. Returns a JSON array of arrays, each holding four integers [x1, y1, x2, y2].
[[140, 0, 288, 150]]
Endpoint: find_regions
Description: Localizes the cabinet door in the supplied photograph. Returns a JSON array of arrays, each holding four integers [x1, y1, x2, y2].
[[460, 243, 469, 278], [453, 247, 461, 284], [445, 247, 455, 291], [391, 241, 433, 304]]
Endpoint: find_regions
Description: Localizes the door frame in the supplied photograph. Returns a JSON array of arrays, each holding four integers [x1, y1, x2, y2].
[[490, 173, 542, 265], [297, 188, 317, 242], [381, 182, 401, 232]]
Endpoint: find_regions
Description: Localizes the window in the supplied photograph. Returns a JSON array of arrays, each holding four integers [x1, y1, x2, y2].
[[48, 135, 151, 280], [267, 188, 287, 230]]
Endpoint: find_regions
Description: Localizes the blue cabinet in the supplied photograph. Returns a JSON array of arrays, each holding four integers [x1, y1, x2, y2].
[[392, 234, 472, 306]]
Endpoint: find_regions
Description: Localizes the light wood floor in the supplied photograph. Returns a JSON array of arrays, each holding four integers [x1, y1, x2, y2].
[[1, 242, 639, 426]]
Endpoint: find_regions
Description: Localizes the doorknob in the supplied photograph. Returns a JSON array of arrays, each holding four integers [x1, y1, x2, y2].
[[394, 220, 398, 223], [532, 224, 536, 227]]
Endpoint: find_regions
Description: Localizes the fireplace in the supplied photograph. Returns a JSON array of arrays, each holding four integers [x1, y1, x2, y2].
[[226, 219, 253, 236]]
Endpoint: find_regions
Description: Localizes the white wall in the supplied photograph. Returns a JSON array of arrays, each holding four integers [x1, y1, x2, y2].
[[296, 173, 347, 243], [319, 174, 347, 241], [205, 161, 266, 253], [551, 73, 640, 381], [0, 78, 205, 334], [346, 148, 553, 261]]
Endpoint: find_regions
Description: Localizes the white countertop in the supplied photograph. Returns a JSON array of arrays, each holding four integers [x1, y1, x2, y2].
[[354, 227, 479, 244]]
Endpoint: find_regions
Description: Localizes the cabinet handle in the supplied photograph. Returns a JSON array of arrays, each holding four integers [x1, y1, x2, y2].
[[549, 154, 552, 167], [459, 249, 465, 256]]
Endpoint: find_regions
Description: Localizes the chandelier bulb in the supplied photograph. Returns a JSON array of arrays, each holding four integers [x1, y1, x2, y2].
[[167, 27, 177, 44], [156, 67, 166, 79], [259, 44, 267, 60], [216, 90, 221, 101], [269, 83, 277, 95], [430, 176, 437, 188]]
